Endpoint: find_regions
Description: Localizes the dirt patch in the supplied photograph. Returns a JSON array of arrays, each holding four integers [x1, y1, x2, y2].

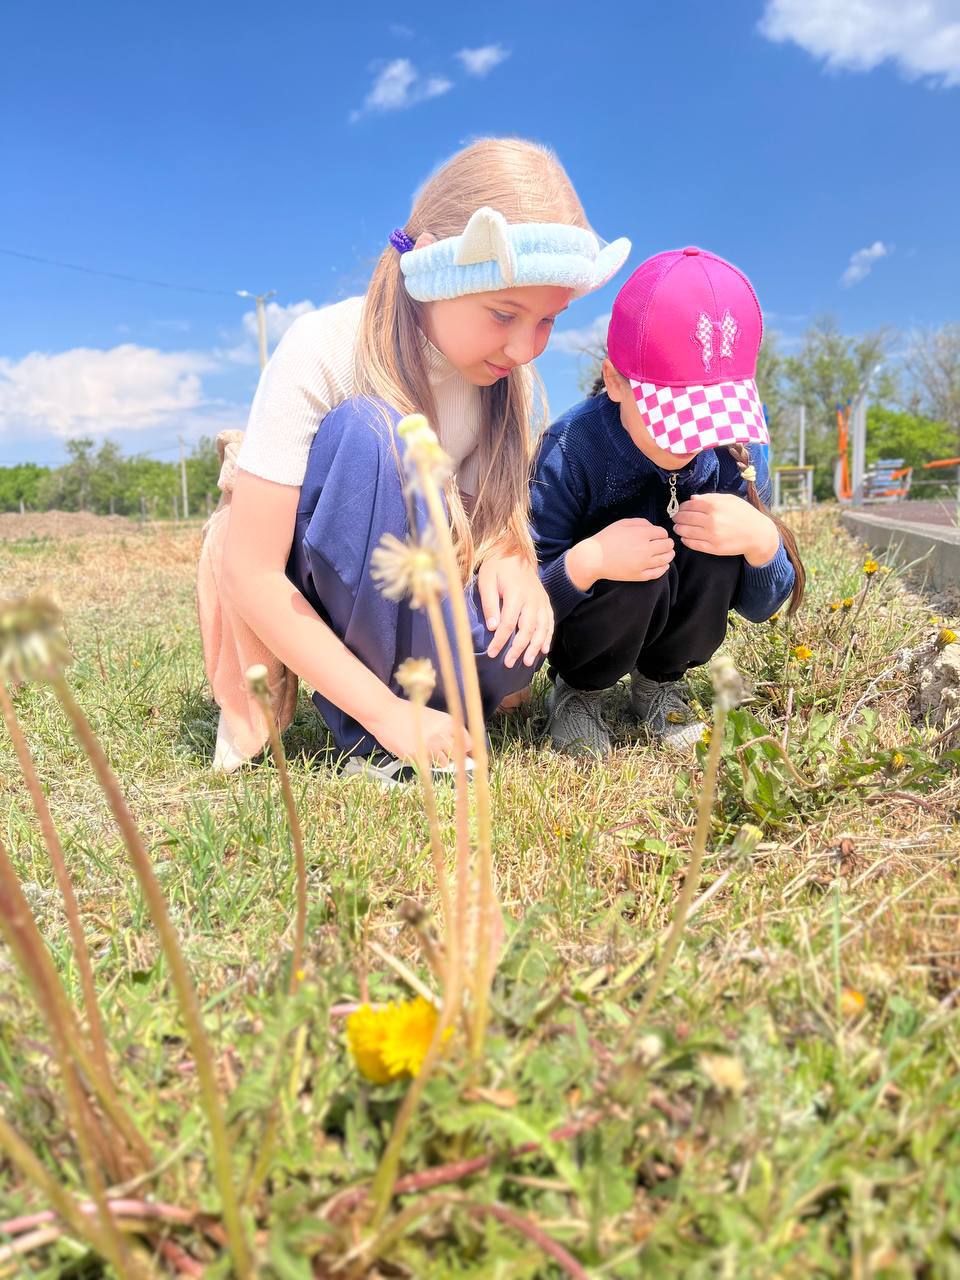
[[0, 511, 140, 542]]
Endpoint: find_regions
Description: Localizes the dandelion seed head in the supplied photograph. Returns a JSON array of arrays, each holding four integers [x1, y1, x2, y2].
[[397, 414, 453, 486], [709, 653, 745, 710], [396, 657, 436, 705], [245, 664, 270, 698], [371, 534, 444, 608], [0, 594, 69, 684], [700, 1052, 746, 1096]]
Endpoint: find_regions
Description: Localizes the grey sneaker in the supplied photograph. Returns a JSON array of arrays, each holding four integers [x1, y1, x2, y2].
[[545, 676, 612, 758], [630, 674, 705, 751]]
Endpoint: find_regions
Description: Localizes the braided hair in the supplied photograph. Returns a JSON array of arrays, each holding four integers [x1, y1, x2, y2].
[[727, 442, 805, 615]]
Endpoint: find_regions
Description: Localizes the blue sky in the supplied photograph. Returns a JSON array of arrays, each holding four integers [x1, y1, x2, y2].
[[1, 0, 957, 466]]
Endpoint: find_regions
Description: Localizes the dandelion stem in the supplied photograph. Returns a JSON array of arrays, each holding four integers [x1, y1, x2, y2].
[[410, 698, 454, 972], [249, 681, 307, 995], [0, 1112, 117, 1263], [49, 674, 253, 1279], [417, 473, 496, 1062], [620, 698, 728, 1048], [0, 835, 151, 1171], [0, 681, 115, 1106], [423, 593, 472, 979]]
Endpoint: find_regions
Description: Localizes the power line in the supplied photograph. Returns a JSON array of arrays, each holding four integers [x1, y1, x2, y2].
[[0, 246, 238, 298]]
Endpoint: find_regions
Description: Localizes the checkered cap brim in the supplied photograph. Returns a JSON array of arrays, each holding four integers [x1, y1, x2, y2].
[[628, 377, 769, 455]]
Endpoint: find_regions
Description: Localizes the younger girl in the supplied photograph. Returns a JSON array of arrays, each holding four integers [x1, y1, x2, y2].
[[200, 139, 630, 782], [530, 246, 804, 757]]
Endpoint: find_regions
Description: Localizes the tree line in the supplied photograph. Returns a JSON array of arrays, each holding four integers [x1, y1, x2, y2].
[[0, 437, 222, 517], [3, 319, 959, 513]]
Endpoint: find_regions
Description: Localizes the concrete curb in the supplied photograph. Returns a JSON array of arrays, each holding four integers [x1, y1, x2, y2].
[[841, 511, 960, 593]]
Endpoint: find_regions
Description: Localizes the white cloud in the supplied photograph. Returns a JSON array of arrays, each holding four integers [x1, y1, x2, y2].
[[841, 240, 892, 287], [456, 44, 511, 77], [215, 299, 317, 365], [0, 345, 216, 438], [551, 313, 610, 355], [350, 58, 453, 121], [759, 0, 960, 87]]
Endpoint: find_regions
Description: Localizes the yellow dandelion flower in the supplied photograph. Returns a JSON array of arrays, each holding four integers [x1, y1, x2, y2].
[[863, 559, 879, 576], [380, 996, 447, 1079], [346, 1005, 393, 1084], [700, 727, 711, 747], [829, 601, 841, 612], [792, 645, 813, 663], [890, 751, 906, 771], [937, 628, 958, 650], [768, 612, 780, 623], [346, 997, 448, 1084], [0, 594, 70, 684], [371, 534, 444, 608], [842, 598, 854, 610], [840, 988, 866, 1018]]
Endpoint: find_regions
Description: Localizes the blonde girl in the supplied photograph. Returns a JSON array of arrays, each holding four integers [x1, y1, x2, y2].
[[202, 138, 629, 783]]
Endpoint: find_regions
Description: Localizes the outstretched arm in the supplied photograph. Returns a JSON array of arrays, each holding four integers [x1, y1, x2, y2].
[[222, 470, 469, 763]]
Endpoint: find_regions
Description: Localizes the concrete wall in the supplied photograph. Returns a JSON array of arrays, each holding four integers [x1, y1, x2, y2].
[[841, 511, 960, 594]]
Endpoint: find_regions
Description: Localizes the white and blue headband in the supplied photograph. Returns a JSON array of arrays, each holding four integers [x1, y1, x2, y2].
[[391, 207, 631, 303]]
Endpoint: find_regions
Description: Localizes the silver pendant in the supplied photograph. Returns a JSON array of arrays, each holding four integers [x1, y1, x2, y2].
[[666, 475, 679, 519]]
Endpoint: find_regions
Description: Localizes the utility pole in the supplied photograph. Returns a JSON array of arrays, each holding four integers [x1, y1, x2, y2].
[[850, 362, 883, 506], [797, 403, 806, 468], [178, 433, 189, 520], [236, 289, 277, 371]]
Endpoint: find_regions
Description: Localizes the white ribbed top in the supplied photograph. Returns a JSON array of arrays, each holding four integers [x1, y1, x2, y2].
[[236, 295, 482, 494]]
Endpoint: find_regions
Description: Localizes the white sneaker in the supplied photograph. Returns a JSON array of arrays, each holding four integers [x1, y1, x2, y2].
[[544, 676, 612, 758], [339, 751, 475, 789], [630, 674, 705, 751]]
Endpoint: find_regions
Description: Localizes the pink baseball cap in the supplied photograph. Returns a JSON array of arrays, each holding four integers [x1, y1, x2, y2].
[[606, 246, 769, 456]]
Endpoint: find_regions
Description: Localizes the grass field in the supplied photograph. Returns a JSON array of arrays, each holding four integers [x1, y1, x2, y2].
[[1, 509, 959, 1278]]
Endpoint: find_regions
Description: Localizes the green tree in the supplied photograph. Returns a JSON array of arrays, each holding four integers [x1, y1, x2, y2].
[[904, 325, 960, 449], [783, 316, 897, 498], [866, 406, 955, 498], [0, 463, 49, 512]]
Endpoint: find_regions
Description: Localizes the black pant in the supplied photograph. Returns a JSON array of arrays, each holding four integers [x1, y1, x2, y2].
[[549, 543, 743, 691]]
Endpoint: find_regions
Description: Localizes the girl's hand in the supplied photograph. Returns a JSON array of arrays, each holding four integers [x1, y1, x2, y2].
[[478, 554, 554, 669], [371, 698, 472, 768], [672, 494, 780, 565], [566, 518, 675, 588]]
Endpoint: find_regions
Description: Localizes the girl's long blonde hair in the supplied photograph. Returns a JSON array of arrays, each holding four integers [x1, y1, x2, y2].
[[355, 137, 591, 577]]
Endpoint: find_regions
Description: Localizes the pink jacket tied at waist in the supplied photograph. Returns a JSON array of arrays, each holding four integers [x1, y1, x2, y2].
[[196, 430, 298, 772]]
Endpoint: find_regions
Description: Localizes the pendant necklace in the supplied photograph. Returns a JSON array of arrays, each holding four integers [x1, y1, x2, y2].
[[666, 474, 679, 520]]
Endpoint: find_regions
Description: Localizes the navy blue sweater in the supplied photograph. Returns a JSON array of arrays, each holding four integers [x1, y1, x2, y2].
[[530, 393, 795, 624]]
